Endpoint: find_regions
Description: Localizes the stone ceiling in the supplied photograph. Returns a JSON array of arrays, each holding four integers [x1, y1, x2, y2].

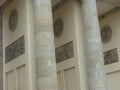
[[97, 1, 115, 15], [97, 0, 120, 6], [0, 0, 5, 6]]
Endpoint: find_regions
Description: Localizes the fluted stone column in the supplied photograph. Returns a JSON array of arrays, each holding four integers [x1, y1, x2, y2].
[[82, 0, 106, 90], [34, 0, 58, 90], [0, 14, 3, 90]]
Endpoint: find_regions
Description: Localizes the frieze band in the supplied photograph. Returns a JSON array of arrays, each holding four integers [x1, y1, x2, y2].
[[55, 41, 74, 63], [5, 36, 25, 63], [104, 48, 119, 65]]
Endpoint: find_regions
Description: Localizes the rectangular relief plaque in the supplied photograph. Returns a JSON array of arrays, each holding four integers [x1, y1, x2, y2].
[[104, 48, 119, 65], [5, 36, 25, 63], [55, 41, 74, 63]]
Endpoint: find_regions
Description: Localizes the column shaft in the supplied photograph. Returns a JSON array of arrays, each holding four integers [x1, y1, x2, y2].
[[34, 0, 58, 90], [82, 0, 106, 90], [0, 14, 3, 90]]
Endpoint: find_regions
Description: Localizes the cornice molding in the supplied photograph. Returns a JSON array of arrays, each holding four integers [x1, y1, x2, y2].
[[1, 0, 119, 20], [97, 0, 120, 6], [52, 0, 69, 12], [99, 6, 120, 20], [0, 0, 63, 13], [0, 0, 13, 13]]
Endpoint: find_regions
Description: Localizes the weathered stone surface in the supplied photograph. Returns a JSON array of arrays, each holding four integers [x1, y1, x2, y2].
[[82, 0, 106, 90], [34, 0, 58, 90]]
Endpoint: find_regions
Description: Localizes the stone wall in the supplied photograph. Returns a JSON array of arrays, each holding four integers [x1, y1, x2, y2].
[[100, 11, 120, 90]]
